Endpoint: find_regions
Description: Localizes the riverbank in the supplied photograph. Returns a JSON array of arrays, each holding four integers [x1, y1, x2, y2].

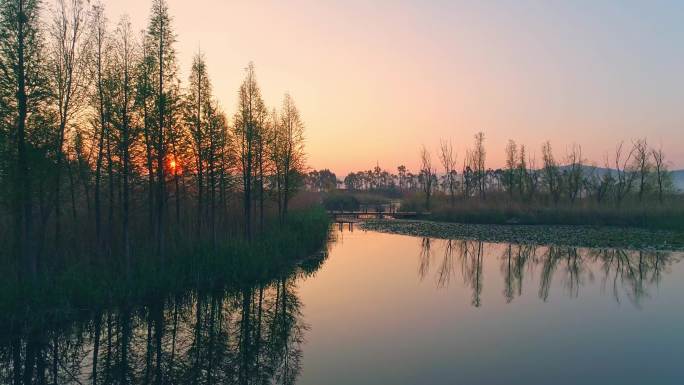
[[361, 219, 684, 251], [0, 207, 331, 329], [400, 196, 684, 231]]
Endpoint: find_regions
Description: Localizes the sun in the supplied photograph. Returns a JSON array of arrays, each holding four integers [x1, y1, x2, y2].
[[169, 157, 179, 174]]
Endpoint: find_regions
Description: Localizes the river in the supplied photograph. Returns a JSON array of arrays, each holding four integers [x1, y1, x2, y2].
[[2, 224, 683, 384]]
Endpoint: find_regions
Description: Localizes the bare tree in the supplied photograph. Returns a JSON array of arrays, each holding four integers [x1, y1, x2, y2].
[[90, 2, 109, 253], [462, 149, 473, 198], [612, 141, 637, 204], [527, 152, 539, 199], [439, 139, 457, 206], [651, 145, 670, 204], [541, 141, 561, 204], [517, 144, 528, 198], [472, 132, 486, 199], [113, 15, 136, 267], [48, 0, 90, 251], [420, 145, 435, 210], [587, 155, 612, 204], [565, 144, 583, 203], [504, 139, 517, 198], [632, 138, 651, 202]]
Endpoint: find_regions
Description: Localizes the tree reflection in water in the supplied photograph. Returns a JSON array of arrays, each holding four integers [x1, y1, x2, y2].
[[0, 275, 306, 385], [419, 238, 680, 308], [2, 230, 682, 384]]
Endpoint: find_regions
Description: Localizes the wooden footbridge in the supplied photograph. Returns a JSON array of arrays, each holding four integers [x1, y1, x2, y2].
[[327, 210, 426, 223]]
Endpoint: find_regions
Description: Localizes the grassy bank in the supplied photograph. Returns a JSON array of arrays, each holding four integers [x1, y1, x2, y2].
[[362, 219, 684, 251], [401, 194, 684, 231], [0, 206, 331, 327]]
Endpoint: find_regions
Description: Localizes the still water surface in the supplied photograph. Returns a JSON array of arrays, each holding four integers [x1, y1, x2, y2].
[[2, 225, 684, 384]]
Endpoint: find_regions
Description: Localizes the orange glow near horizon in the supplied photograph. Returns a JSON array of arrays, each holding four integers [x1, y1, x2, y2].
[[103, 0, 684, 176], [168, 157, 180, 175]]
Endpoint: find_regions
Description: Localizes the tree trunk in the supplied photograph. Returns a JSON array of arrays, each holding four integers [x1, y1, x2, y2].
[[15, 0, 35, 279], [156, 11, 166, 260]]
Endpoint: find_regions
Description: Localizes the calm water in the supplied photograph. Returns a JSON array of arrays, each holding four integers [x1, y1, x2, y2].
[[2, 225, 684, 384]]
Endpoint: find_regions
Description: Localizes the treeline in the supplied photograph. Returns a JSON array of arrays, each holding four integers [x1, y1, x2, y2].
[[304, 168, 338, 192], [336, 133, 676, 210], [419, 133, 675, 209], [0, 0, 307, 280]]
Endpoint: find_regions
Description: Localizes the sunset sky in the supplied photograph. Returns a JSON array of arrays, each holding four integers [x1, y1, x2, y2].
[[105, 0, 684, 176]]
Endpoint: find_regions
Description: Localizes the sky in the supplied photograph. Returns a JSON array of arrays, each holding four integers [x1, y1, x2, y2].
[[101, 0, 684, 176]]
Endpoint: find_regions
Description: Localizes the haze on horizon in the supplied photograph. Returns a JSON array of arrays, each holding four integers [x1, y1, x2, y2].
[[103, 0, 684, 175]]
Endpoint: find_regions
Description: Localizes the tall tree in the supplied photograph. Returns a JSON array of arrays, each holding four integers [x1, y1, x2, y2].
[[472, 132, 486, 199], [136, 31, 155, 230], [504, 140, 517, 197], [651, 146, 670, 204], [0, 0, 48, 277], [565, 144, 583, 203], [48, 0, 89, 251], [517, 144, 528, 198], [275, 93, 305, 222], [113, 15, 136, 268], [234, 62, 263, 238], [146, 0, 177, 257], [186, 51, 211, 240], [541, 141, 561, 204], [254, 95, 268, 233], [612, 141, 636, 205], [420, 145, 434, 210], [90, 2, 108, 253], [205, 101, 226, 246], [633, 138, 651, 202], [439, 139, 457, 206]]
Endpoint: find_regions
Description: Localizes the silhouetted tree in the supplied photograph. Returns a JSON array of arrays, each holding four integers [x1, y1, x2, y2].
[[234, 62, 264, 238], [439, 139, 457, 205], [419, 145, 435, 210], [274, 93, 306, 222]]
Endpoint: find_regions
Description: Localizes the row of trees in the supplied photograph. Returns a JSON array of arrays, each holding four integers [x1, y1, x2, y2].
[[420, 133, 677, 208], [335, 133, 676, 209], [0, 0, 306, 279], [305, 169, 337, 192]]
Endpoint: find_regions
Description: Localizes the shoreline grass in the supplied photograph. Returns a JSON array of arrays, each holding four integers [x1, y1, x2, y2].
[[0, 206, 331, 331], [400, 194, 684, 231]]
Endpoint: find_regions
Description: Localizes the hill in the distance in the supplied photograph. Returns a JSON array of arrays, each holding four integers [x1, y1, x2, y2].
[[558, 165, 684, 191]]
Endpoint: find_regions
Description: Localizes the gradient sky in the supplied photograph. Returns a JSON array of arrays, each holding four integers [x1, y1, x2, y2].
[[104, 0, 684, 175]]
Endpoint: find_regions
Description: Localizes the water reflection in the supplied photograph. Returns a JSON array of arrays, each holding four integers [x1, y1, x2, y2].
[[0, 275, 307, 385], [4, 227, 684, 384], [419, 237, 680, 307]]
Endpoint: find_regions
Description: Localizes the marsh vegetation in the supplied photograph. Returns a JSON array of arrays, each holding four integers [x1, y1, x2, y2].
[[0, 0, 324, 311]]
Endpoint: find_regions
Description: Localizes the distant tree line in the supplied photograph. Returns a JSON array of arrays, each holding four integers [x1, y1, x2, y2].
[[0, 0, 307, 280], [305, 168, 338, 192], [335, 132, 676, 209]]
